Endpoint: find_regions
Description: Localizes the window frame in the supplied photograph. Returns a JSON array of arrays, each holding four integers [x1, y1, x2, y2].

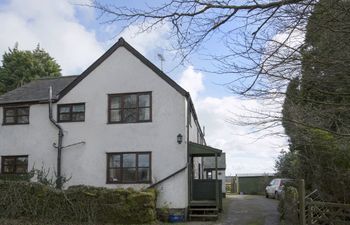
[[57, 103, 85, 123], [2, 106, 30, 125], [1, 155, 28, 174], [106, 152, 152, 184], [107, 92, 152, 124]]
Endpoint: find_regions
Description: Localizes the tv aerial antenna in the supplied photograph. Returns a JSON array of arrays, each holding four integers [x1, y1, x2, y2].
[[157, 53, 165, 71]]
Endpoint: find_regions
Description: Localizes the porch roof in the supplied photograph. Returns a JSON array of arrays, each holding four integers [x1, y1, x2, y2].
[[189, 142, 222, 157]]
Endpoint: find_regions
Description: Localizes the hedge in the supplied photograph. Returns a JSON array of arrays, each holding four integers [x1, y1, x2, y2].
[[0, 181, 156, 224], [278, 186, 299, 225]]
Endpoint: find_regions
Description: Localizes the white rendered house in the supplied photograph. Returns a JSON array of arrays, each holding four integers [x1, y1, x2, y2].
[[0, 38, 223, 218]]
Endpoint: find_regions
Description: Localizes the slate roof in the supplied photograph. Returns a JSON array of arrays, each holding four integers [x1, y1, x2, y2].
[[0, 76, 78, 105]]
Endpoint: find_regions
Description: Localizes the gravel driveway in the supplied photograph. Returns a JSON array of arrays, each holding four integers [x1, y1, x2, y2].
[[160, 194, 280, 225], [215, 195, 280, 225]]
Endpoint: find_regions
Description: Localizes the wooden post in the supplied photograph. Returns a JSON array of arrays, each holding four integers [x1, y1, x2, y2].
[[231, 177, 234, 193], [299, 179, 306, 225], [189, 159, 193, 202]]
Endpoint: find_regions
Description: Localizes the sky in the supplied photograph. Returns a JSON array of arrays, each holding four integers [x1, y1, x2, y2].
[[0, 0, 289, 175]]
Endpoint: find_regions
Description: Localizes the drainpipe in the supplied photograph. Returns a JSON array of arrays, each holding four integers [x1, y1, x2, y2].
[[186, 93, 191, 209], [48, 86, 63, 189]]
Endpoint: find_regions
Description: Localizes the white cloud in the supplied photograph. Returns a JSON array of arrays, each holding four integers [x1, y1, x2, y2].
[[197, 96, 288, 175], [0, 0, 104, 75], [118, 23, 171, 56], [262, 29, 305, 81], [178, 66, 288, 175], [273, 29, 305, 49], [178, 66, 204, 100], [110, 22, 178, 71]]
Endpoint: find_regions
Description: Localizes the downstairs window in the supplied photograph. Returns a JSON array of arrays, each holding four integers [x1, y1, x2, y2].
[[107, 152, 151, 184], [1, 155, 28, 174]]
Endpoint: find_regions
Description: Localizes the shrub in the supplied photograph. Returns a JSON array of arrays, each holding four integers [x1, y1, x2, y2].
[[0, 171, 34, 182], [279, 186, 299, 225], [0, 181, 156, 224]]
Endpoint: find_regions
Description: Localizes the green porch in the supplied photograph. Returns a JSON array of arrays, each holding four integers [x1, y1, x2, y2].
[[188, 142, 223, 220]]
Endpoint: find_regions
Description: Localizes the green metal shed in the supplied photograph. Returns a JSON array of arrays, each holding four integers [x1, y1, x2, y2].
[[235, 174, 274, 195]]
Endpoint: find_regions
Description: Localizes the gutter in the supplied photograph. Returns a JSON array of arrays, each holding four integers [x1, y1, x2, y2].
[[48, 86, 64, 189], [187, 97, 205, 143]]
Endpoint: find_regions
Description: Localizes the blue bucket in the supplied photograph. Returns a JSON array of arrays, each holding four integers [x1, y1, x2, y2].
[[168, 214, 185, 223]]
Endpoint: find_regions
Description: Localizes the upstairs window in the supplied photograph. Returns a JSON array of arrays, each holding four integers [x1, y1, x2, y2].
[[107, 152, 151, 184], [58, 103, 85, 122], [1, 155, 28, 174], [108, 92, 151, 123], [3, 107, 29, 125]]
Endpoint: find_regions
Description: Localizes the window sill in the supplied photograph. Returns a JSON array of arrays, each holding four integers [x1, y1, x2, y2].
[[107, 120, 152, 124], [106, 181, 152, 184], [0, 172, 29, 175], [57, 120, 85, 123], [2, 123, 29, 126]]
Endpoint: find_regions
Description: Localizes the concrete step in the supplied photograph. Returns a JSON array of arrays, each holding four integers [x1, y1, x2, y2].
[[189, 214, 218, 218], [189, 208, 218, 211]]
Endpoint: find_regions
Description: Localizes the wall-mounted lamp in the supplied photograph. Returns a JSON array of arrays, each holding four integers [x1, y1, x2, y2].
[[177, 133, 183, 144]]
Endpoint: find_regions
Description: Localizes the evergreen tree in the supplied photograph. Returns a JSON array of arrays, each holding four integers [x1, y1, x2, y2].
[[301, 0, 350, 134], [279, 0, 350, 202], [0, 44, 61, 94]]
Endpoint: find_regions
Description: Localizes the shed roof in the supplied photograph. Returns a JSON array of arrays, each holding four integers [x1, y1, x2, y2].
[[236, 173, 275, 178]]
